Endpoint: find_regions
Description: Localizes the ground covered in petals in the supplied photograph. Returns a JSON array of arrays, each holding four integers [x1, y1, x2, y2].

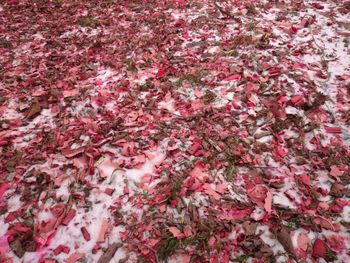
[[1, 0, 350, 262]]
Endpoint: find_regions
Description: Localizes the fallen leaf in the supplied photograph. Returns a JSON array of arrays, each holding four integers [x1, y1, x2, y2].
[[273, 226, 297, 260], [61, 147, 85, 158], [97, 219, 109, 243], [223, 74, 241, 81], [297, 233, 309, 251], [9, 239, 24, 258], [242, 222, 257, 236], [169, 227, 183, 239], [63, 89, 79, 98], [264, 191, 273, 214], [156, 68, 166, 78], [329, 165, 344, 177], [312, 239, 327, 258], [0, 236, 9, 254], [324, 126, 342, 134], [203, 184, 221, 200], [66, 253, 85, 263], [62, 209, 76, 226], [81, 227, 91, 241], [298, 174, 312, 186], [247, 184, 268, 207], [26, 102, 42, 119], [314, 216, 335, 231]]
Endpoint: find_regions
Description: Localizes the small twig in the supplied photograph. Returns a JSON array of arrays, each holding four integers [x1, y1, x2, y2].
[[206, 138, 222, 152], [97, 243, 122, 263], [249, 165, 279, 169], [234, 163, 279, 169]]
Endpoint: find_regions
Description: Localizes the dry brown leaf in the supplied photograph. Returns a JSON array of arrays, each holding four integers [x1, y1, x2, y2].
[[273, 226, 297, 260], [26, 102, 42, 119]]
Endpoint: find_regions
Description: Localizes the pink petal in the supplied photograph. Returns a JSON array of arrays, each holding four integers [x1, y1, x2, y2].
[[61, 147, 85, 158], [203, 184, 221, 200], [298, 174, 312, 186], [223, 74, 241, 81], [264, 191, 272, 214], [297, 233, 309, 251], [156, 68, 166, 78], [324, 126, 342, 134], [0, 235, 9, 254], [66, 253, 85, 263], [97, 219, 109, 243], [169, 227, 182, 238], [330, 165, 344, 177], [314, 216, 335, 231]]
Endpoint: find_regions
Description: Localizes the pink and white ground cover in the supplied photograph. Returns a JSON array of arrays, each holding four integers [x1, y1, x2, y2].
[[0, 0, 350, 262]]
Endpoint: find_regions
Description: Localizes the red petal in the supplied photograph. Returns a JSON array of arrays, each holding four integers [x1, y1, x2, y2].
[[324, 126, 342, 134], [62, 209, 76, 226], [156, 68, 166, 78], [312, 239, 327, 258], [81, 227, 91, 241], [223, 74, 241, 81]]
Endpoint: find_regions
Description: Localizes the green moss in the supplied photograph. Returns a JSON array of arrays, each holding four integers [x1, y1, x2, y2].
[[325, 250, 338, 261], [225, 163, 237, 181], [157, 236, 179, 261], [228, 50, 239, 57]]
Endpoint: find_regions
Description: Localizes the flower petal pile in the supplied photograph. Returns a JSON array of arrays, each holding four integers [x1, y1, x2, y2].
[[1, 0, 350, 262]]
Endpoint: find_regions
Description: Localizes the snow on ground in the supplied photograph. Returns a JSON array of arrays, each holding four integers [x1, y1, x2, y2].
[[1, 0, 350, 262]]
